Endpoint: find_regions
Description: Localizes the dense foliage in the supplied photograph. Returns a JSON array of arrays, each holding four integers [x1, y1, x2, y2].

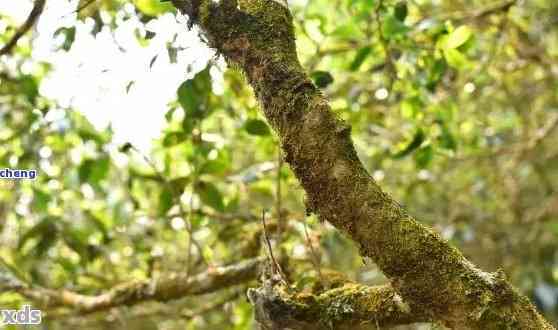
[[1, 0, 557, 328]]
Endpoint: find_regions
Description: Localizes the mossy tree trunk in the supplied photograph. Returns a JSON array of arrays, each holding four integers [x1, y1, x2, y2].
[[170, 0, 554, 328]]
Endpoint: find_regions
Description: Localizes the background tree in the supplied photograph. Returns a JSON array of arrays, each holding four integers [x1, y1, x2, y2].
[[0, 0, 557, 329]]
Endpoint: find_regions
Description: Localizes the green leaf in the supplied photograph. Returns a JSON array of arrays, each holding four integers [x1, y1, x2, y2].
[[225, 195, 240, 213], [56, 257, 78, 275], [32, 188, 51, 213], [134, 0, 174, 16], [382, 14, 410, 39], [415, 146, 433, 168], [244, 119, 270, 136], [393, 129, 425, 158], [351, 0, 376, 11], [177, 66, 212, 120], [394, 2, 408, 22], [78, 157, 110, 185], [54, 26, 76, 51], [77, 164, 91, 184], [400, 97, 423, 119], [439, 125, 457, 151], [182, 116, 195, 136], [159, 187, 174, 216], [165, 107, 176, 121], [200, 151, 230, 175], [426, 58, 447, 91], [19, 75, 39, 105], [446, 25, 473, 49], [443, 48, 469, 70], [311, 71, 334, 88], [162, 131, 188, 147], [169, 176, 190, 195], [18, 218, 58, 254], [332, 23, 364, 39], [118, 142, 133, 153], [84, 212, 110, 243], [62, 231, 89, 261], [34, 234, 58, 257], [195, 181, 225, 212], [350, 46, 372, 71]]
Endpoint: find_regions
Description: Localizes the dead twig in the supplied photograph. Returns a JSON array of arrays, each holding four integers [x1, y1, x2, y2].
[[261, 210, 289, 286]]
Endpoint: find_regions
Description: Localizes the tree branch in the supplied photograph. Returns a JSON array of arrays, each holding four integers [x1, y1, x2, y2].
[[8, 257, 262, 315], [169, 0, 553, 328], [0, 0, 46, 56], [248, 283, 430, 329]]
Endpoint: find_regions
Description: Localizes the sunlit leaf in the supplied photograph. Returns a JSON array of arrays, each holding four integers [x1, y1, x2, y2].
[[163, 131, 188, 147], [443, 48, 469, 70], [446, 25, 473, 49], [134, 0, 174, 16], [400, 97, 423, 119], [332, 23, 364, 39]]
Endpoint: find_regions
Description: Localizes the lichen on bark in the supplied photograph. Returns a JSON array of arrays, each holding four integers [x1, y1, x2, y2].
[[248, 282, 430, 329], [170, 0, 554, 328]]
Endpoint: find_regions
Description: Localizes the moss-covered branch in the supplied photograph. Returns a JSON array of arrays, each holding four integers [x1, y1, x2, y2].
[[248, 283, 430, 329], [169, 0, 554, 328], [9, 257, 262, 314]]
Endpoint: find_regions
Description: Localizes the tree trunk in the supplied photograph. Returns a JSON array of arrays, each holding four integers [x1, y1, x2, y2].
[[170, 0, 554, 328]]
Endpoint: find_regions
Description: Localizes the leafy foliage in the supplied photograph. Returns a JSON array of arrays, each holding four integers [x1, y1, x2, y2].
[[1, 0, 558, 328]]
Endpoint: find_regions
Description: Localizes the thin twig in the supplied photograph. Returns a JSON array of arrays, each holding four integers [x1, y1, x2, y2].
[[0, 0, 46, 56], [261, 210, 289, 286]]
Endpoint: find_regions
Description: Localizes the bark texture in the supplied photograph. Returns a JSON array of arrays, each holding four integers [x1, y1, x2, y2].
[[170, 0, 554, 328], [248, 283, 430, 329]]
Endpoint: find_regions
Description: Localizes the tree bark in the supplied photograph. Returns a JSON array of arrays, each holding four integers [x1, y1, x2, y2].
[[169, 1, 554, 328], [248, 283, 430, 329]]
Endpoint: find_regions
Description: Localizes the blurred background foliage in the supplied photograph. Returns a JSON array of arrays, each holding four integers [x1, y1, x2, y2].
[[1, 0, 558, 328]]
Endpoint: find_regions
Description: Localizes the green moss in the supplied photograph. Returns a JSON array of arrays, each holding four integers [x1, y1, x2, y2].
[[186, 1, 555, 328]]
